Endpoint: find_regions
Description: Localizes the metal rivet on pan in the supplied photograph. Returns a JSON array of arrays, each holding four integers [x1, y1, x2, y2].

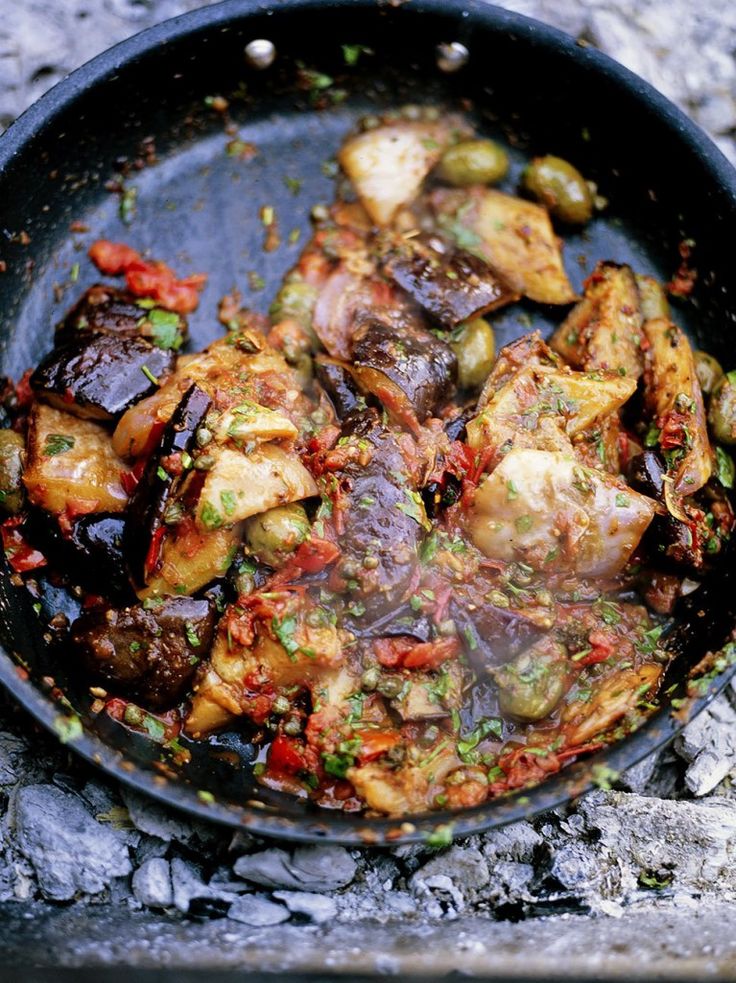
[[245, 39, 276, 69], [436, 41, 469, 72]]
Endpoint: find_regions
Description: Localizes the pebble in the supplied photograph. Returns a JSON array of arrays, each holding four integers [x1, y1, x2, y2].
[[132, 858, 173, 909], [12, 784, 131, 901], [272, 890, 338, 924], [233, 845, 356, 893], [227, 894, 290, 927]]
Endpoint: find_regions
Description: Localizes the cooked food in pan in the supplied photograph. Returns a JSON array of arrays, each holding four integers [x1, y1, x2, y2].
[[3, 110, 733, 816]]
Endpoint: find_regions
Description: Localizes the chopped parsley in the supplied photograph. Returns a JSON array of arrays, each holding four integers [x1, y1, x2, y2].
[[147, 308, 184, 350], [43, 434, 75, 457]]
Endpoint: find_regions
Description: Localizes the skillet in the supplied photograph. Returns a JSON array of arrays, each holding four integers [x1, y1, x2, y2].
[[0, 0, 735, 846]]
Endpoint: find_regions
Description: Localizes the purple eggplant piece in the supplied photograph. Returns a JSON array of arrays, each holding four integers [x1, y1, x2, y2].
[[125, 383, 212, 586], [336, 409, 423, 620], [30, 333, 175, 422], [71, 595, 217, 708], [315, 355, 362, 419], [351, 315, 457, 421], [383, 235, 517, 328], [450, 582, 542, 672], [56, 284, 187, 349]]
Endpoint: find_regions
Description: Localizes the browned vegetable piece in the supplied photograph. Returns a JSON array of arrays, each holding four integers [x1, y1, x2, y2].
[[56, 284, 187, 350], [138, 523, 243, 601], [0, 430, 26, 514], [493, 637, 572, 721], [643, 317, 712, 496], [31, 334, 175, 422], [382, 235, 518, 329], [315, 356, 362, 417], [551, 262, 644, 379], [23, 403, 131, 515], [350, 315, 457, 423], [71, 595, 217, 709], [430, 187, 577, 305], [562, 663, 662, 746]]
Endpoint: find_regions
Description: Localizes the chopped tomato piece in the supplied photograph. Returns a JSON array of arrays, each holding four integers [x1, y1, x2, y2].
[[1, 526, 47, 573], [88, 240, 142, 274], [374, 635, 461, 670], [88, 240, 207, 313], [355, 728, 401, 763], [268, 734, 310, 775]]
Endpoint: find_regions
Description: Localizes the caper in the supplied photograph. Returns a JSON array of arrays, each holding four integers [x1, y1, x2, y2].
[[235, 568, 255, 597], [272, 695, 290, 715], [244, 503, 310, 568], [708, 373, 736, 445], [635, 274, 670, 321], [269, 280, 319, 337], [522, 154, 593, 224], [361, 667, 380, 691], [419, 725, 440, 748], [695, 351, 724, 396], [377, 675, 404, 699], [451, 318, 496, 390], [283, 717, 302, 736], [0, 430, 25, 514], [493, 641, 569, 721], [195, 426, 213, 448], [437, 138, 509, 187], [193, 453, 216, 471]]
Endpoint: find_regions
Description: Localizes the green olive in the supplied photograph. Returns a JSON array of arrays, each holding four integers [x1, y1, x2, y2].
[[244, 503, 310, 568], [522, 154, 593, 224], [0, 430, 26, 515], [269, 279, 319, 341], [708, 373, 736, 446], [437, 139, 509, 187], [635, 274, 670, 321], [451, 318, 496, 390], [493, 641, 569, 721], [694, 351, 724, 396]]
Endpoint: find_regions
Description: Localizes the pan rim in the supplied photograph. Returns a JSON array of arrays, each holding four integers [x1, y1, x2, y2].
[[0, 0, 735, 845]]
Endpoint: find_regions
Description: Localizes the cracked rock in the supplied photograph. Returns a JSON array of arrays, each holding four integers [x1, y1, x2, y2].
[[233, 845, 356, 893], [273, 890, 338, 923], [410, 846, 490, 895], [12, 784, 131, 901], [132, 858, 172, 909], [227, 894, 290, 927]]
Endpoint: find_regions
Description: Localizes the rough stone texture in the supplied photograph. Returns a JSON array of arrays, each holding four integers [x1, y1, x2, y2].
[[0, 0, 736, 974]]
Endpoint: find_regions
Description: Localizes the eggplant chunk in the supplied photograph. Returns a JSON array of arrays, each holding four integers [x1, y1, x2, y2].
[[467, 448, 656, 578], [23, 403, 131, 514], [335, 410, 424, 618], [196, 444, 317, 531], [315, 356, 362, 418], [351, 316, 457, 423], [69, 514, 134, 602], [383, 235, 518, 328], [31, 334, 175, 422], [56, 284, 187, 350], [430, 187, 577, 305], [643, 317, 712, 496], [551, 262, 644, 379], [339, 120, 459, 226], [71, 595, 216, 709], [138, 523, 243, 601], [126, 384, 212, 585]]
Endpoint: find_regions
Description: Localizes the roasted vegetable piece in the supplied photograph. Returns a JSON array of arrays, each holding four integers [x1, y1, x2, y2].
[[315, 356, 362, 417], [437, 138, 509, 187], [494, 637, 571, 721], [551, 262, 644, 379], [72, 595, 216, 708], [339, 120, 456, 225], [431, 187, 577, 304], [69, 514, 134, 602], [0, 430, 26, 514], [244, 503, 310, 568], [126, 384, 212, 585], [636, 274, 671, 322], [694, 351, 724, 396], [562, 663, 662, 746], [522, 154, 593, 225], [138, 523, 243, 601], [196, 445, 317, 531], [23, 403, 131, 515], [382, 235, 517, 329], [708, 373, 736, 446], [468, 448, 656, 577], [335, 409, 424, 619], [451, 318, 496, 390], [30, 334, 175, 422], [56, 284, 187, 350], [350, 315, 457, 423], [644, 317, 712, 495]]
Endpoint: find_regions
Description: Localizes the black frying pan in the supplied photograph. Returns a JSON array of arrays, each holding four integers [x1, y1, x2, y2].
[[0, 0, 735, 846]]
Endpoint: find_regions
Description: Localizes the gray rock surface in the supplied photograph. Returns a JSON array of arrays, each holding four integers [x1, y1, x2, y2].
[[11, 784, 131, 901], [272, 890, 338, 924], [132, 857, 173, 909], [233, 845, 357, 893], [227, 893, 290, 927]]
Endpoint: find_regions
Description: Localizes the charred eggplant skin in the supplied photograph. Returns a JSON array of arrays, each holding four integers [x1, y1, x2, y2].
[[383, 237, 516, 329], [56, 284, 187, 349], [315, 356, 362, 418], [30, 334, 175, 422], [126, 384, 212, 585], [71, 595, 216, 708], [337, 409, 423, 620], [351, 316, 457, 421]]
